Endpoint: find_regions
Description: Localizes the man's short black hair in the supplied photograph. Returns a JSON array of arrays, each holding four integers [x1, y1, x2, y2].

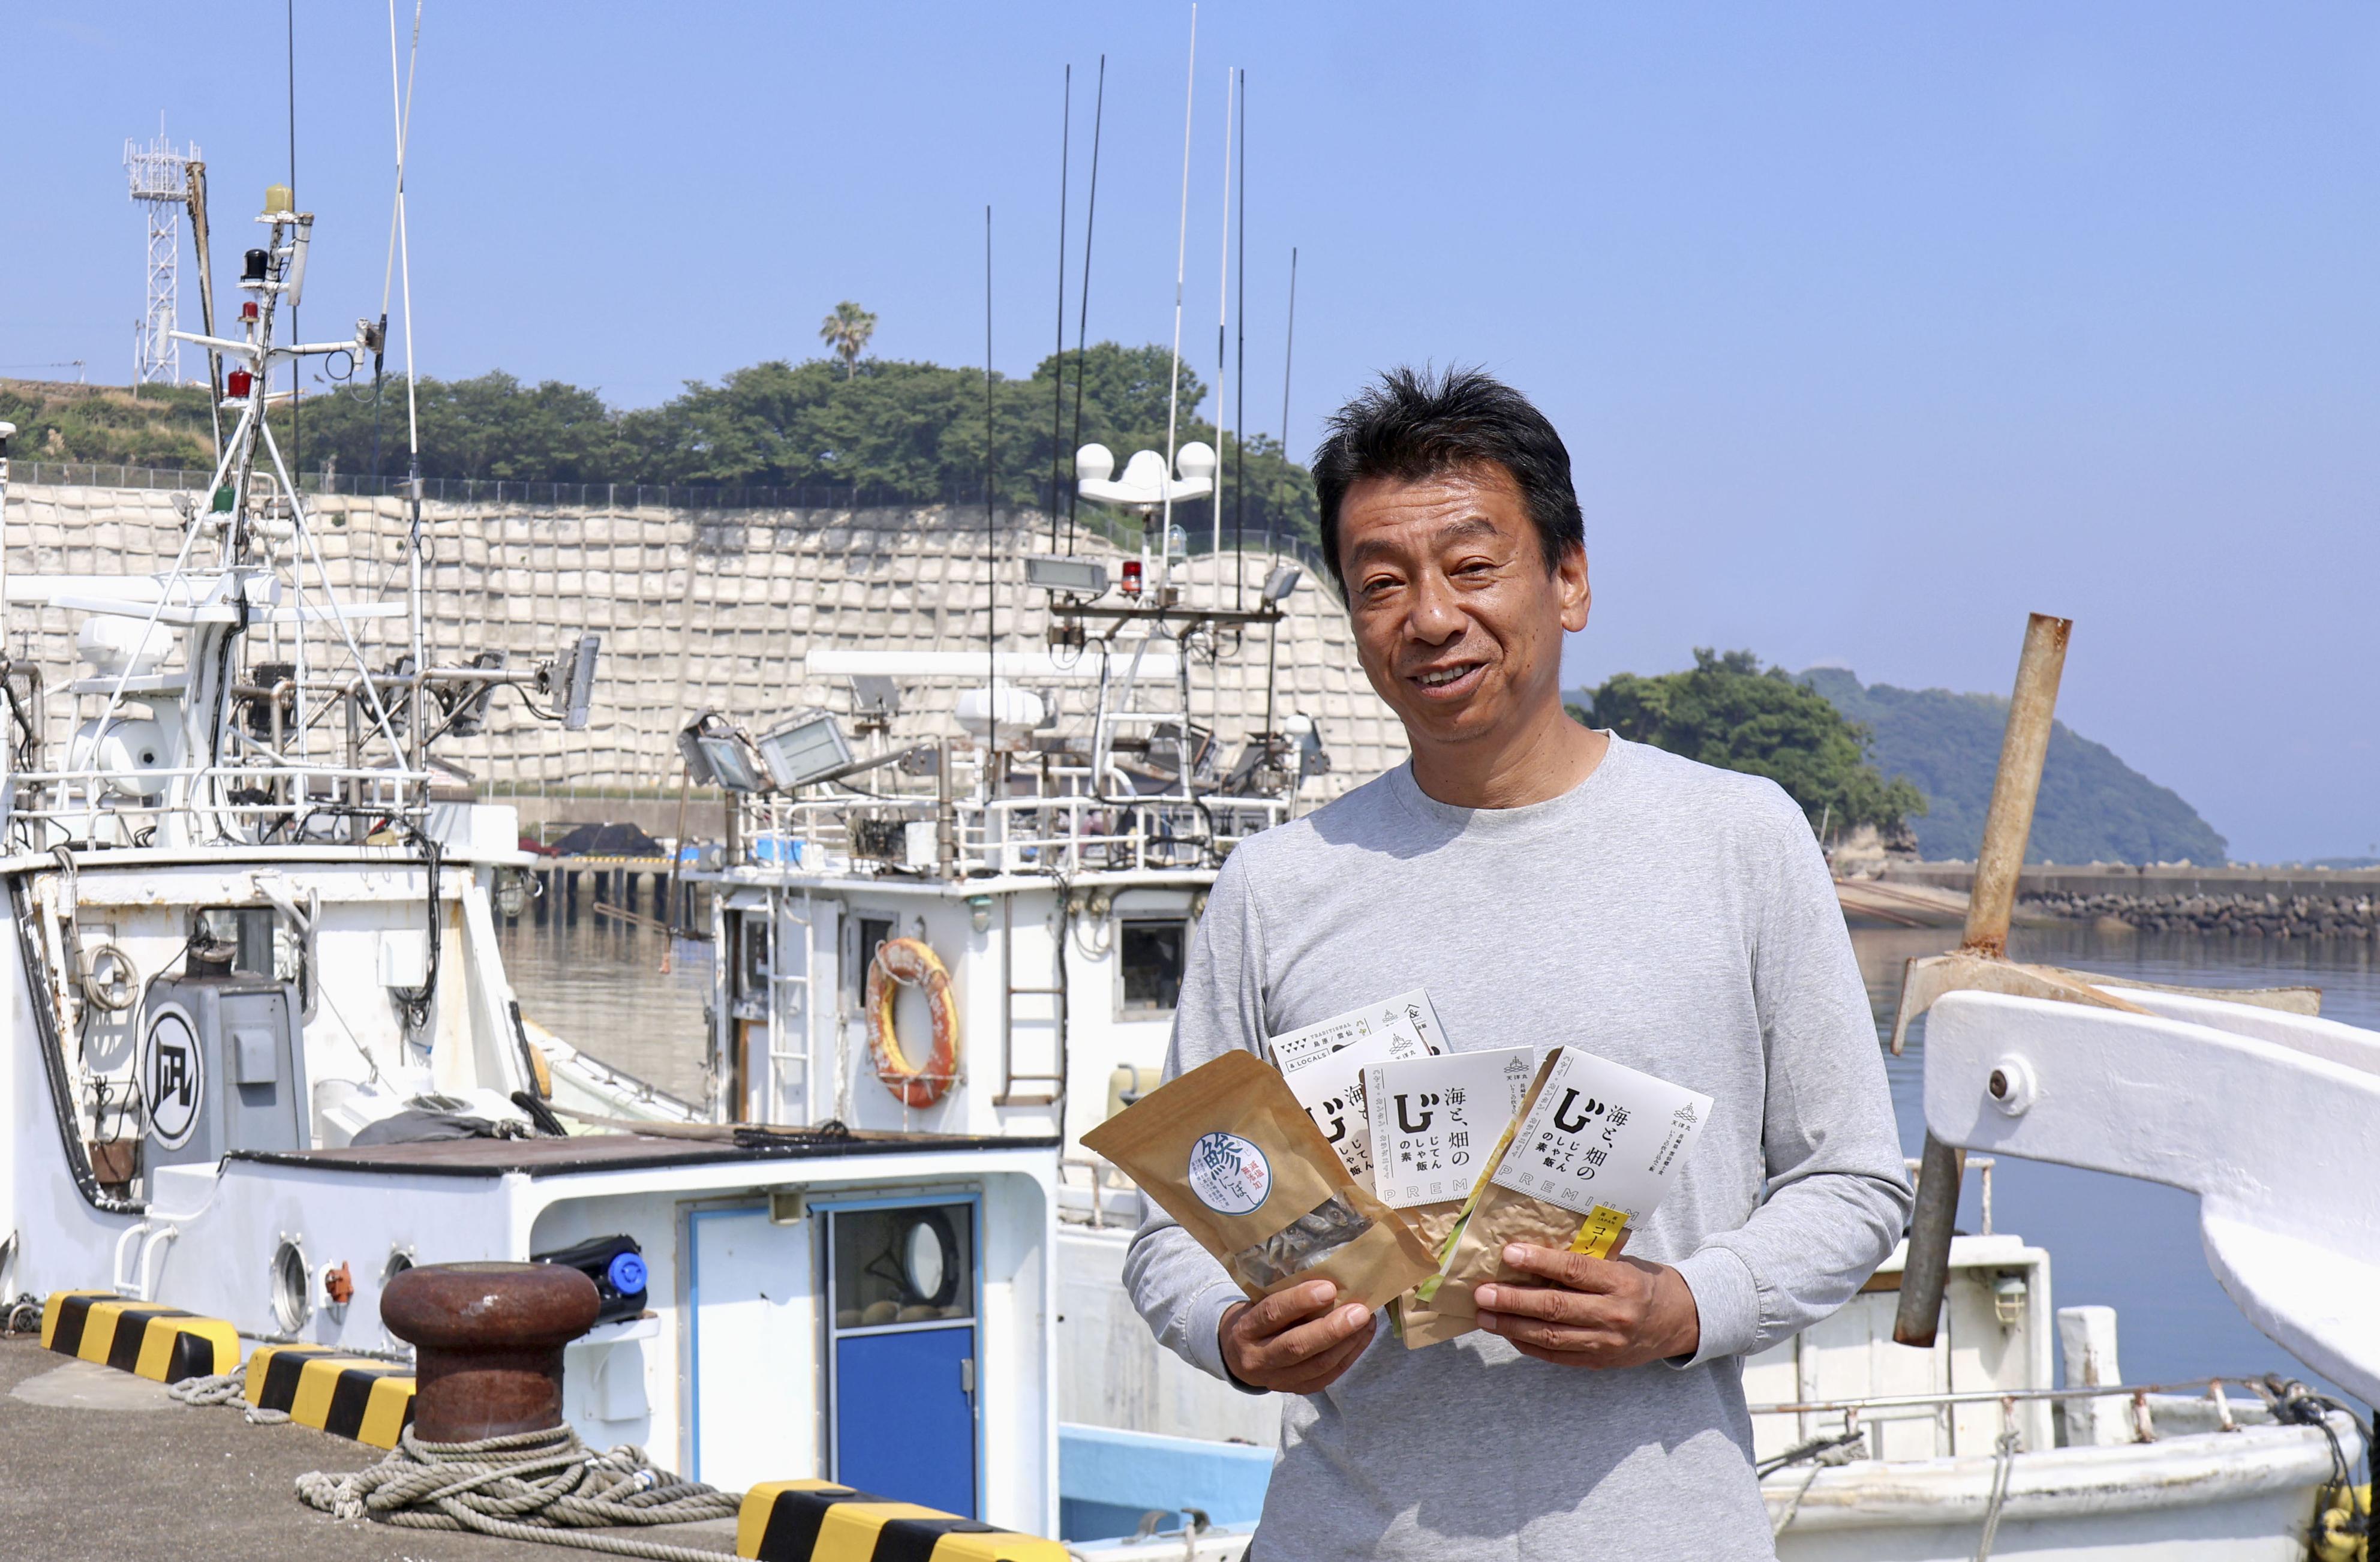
[[1309, 367, 1584, 592]]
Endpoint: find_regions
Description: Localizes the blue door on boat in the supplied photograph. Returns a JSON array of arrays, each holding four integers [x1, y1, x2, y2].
[[827, 1201, 979, 1518], [835, 1326, 977, 1514]]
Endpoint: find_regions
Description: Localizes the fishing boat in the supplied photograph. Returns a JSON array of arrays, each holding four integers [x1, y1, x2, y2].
[[0, 199, 1068, 1533]]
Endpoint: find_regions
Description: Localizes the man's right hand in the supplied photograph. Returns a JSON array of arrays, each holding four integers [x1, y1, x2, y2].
[[1219, 1281, 1377, 1393]]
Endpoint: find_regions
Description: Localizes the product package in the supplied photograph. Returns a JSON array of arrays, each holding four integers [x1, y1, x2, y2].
[[1414, 1046, 1714, 1338], [1083, 1049, 1438, 1310], [1274, 990, 1443, 1191], [1356, 1046, 1538, 1347]]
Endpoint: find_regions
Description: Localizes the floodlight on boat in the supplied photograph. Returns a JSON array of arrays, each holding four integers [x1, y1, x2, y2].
[[1261, 564, 1302, 603], [677, 713, 764, 794], [756, 711, 855, 790], [1026, 555, 1110, 597], [562, 634, 600, 731]]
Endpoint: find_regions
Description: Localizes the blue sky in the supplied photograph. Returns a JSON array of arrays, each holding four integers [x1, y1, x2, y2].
[[7, 4, 2378, 860]]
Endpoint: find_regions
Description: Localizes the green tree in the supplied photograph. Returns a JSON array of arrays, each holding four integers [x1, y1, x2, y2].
[[1583, 649, 1927, 839], [818, 302, 877, 379], [265, 371, 625, 483]]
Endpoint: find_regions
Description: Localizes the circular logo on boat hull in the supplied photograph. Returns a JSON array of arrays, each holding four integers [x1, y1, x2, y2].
[[142, 1009, 203, 1151], [1188, 1131, 1270, 1215]]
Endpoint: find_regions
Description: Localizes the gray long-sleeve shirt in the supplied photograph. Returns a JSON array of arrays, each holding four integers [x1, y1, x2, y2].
[[1122, 737, 1912, 1560]]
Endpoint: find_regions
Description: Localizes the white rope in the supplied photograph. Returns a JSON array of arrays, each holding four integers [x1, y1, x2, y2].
[[296, 1423, 738, 1561], [1974, 1425, 2022, 1560]]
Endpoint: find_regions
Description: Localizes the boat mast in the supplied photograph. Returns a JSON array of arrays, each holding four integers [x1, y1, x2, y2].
[[1159, 4, 1197, 594]]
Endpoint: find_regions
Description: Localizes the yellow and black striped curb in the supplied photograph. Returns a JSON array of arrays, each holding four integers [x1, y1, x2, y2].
[[245, 1344, 416, 1449], [737, 1480, 1068, 1561], [39, 1291, 238, 1384]]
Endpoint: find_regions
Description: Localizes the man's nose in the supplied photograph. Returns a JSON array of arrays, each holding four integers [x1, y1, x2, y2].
[[1405, 572, 1465, 644]]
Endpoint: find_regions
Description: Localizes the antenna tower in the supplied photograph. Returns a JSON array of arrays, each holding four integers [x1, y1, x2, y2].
[[125, 125, 197, 386]]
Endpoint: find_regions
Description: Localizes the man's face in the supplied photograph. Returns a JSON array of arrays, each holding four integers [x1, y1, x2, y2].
[[1336, 463, 1590, 755]]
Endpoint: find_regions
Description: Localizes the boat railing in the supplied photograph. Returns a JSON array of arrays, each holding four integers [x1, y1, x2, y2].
[[1751, 1376, 2273, 1465], [7, 759, 429, 849], [1057, 1155, 1140, 1229], [731, 780, 1289, 878], [1905, 1153, 1994, 1236]]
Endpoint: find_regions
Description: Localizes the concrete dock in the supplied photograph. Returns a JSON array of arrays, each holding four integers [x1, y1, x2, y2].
[[0, 1335, 735, 1561]]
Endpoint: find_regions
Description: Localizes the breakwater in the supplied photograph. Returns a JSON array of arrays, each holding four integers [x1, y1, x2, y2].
[[1882, 862, 2380, 938], [2021, 890, 2380, 938]]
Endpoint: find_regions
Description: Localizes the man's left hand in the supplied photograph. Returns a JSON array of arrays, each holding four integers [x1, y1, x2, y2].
[[1473, 1243, 1701, 1368]]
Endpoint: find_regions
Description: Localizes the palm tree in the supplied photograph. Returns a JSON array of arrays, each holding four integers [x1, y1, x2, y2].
[[818, 301, 877, 379]]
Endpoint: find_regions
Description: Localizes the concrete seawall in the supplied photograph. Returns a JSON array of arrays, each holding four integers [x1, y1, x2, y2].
[[1873, 861, 2380, 938]]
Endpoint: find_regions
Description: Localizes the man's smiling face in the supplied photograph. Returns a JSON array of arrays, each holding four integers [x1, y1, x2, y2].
[[1337, 462, 1591, 757]]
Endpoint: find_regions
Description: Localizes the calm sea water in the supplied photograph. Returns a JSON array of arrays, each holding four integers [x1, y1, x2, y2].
[[500, 913, 2377, 1405]]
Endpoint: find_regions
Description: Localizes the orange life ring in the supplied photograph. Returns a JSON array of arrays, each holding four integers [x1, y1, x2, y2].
[[866, 936, 960, 1108]]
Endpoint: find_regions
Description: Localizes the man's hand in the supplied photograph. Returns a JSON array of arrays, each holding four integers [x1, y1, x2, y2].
[[1219, 1280, 1377, 1393], [1473, 1243, 1700, 1368]]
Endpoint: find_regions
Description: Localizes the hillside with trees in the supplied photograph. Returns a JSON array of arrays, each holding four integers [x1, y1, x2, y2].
[[1799, 668, 2227, 865], [1574, 650, 1926, 840], [2, 341, 1320, 546]]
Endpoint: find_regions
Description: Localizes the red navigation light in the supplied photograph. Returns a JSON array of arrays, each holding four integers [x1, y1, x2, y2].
[[239, 301, 259, 322], [226, 369, 254, 398], [1120, 560, 1143, 598]]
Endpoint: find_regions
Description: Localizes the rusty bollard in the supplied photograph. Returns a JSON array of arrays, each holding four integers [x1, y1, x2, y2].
[[381, 1261, 599, 1441]]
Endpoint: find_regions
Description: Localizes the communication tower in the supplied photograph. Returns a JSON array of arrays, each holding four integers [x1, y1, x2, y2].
[[125, 126, 197, 386]]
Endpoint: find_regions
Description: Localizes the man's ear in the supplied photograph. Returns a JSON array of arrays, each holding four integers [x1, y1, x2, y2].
[[1557, 543, 1591, 634]]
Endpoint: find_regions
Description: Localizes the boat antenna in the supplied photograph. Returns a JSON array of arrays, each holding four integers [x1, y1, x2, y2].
[[1233, 67, 1246, 608], [1278, 244, 1297, 548], [1048, 64, 1069, 552], [1065, 55, 1105, 553], [287, 0, 301, 478], [986, 203, 997, 742], [1160, 4, 1197, 589], [384, 0, 426, 756], [1212, 62, 1234, 575]]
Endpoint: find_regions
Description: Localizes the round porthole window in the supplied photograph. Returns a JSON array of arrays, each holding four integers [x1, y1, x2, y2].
[[897, 1210, 959, 1309], [271, 1237, 311, 1333]]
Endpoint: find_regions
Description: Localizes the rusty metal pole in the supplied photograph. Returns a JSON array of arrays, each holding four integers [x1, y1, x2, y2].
[[1894, 612, 2071, 1349]]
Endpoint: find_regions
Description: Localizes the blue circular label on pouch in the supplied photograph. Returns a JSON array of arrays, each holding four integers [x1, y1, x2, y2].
[[608, 1251, 648, 1294], [1187, 1131, 1272, 1215]]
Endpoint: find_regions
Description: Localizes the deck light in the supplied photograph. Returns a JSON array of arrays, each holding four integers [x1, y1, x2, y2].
[[756, 711, 855, 790]]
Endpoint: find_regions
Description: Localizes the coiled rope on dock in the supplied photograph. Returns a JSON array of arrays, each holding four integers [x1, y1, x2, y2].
[[295, 1423, 740, 1560], [165, 1362, 292, 1423]]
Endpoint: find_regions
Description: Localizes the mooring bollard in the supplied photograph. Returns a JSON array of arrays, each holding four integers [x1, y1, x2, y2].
[[380, 1261, 599, 1441]]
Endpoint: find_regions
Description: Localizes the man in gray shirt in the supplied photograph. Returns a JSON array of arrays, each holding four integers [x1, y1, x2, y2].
[[1122, 368, 1912, 1558]]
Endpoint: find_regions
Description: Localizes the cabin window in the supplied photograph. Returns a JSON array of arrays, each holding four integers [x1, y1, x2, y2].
[[852, 916, 894, 995], [736, 915, 770, 998], [1119, 918, 1188, 1014], [194, 906, 278, 978], [830, 1201, 976, 1326]]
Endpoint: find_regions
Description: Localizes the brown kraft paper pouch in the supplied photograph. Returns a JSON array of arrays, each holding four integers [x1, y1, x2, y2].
[[1084, 1049, 1437, 1311]]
